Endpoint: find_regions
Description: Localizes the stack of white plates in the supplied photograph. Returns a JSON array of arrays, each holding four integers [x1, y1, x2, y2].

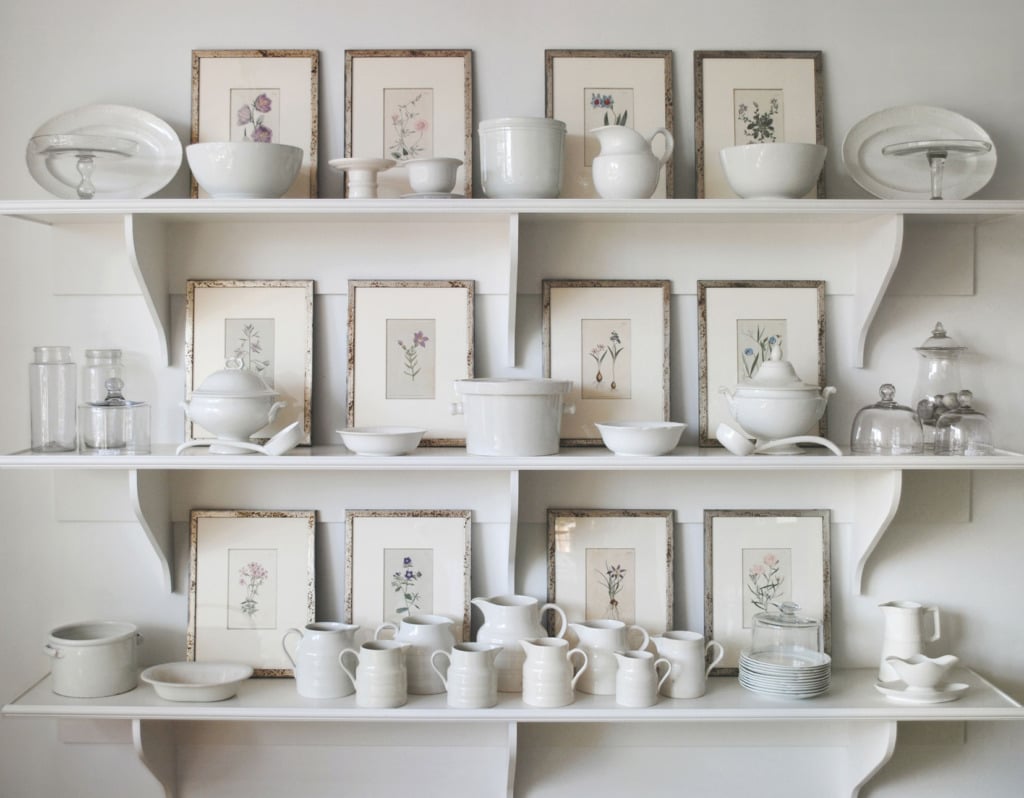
[[739, 648, 831, 699]]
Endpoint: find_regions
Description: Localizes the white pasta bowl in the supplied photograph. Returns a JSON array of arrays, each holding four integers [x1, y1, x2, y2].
[[719, 142, 827, 199], [187, 141, 303, 199], [141, 661, 253, 702], [595, 421, 686, 456], [338, 426, 426, 456]]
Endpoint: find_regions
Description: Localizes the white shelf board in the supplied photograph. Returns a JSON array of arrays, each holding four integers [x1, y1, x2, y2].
[[5, 668, 1019, 723]]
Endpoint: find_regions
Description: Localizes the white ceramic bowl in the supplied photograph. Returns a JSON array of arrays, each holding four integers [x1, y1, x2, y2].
[[141, 661, 254, 702], [338, 426, 426, 456], [187, 141, 303, 198], [45, 620, 140, 698], [478, 117, 566, 198], [595, 421, 686, 456], [884, 654, 959, 690], [405, 157, 462, 194], [719, 142, 827, 199]]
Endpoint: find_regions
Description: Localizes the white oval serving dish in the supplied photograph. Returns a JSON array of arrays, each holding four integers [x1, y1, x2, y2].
[[141, 661, 254, 702], [337, 426, 426, 456]]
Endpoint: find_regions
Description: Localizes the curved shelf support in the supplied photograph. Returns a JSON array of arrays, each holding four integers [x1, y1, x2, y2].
[[506, 212, 520, 367], [852, 214, 904, 368], [124, 214, 170, 366], [507, 470, 519, 593], [847, 720, 898, 798], [506, 721, 518, 798], [133, 718, 177, 798], [852, 469, 903, 594], [129, 469, 173, 592]]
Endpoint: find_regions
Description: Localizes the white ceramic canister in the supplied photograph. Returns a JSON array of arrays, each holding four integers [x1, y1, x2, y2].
[[282, 622, 360, 699], [652, 630, 725, 699], [431, 642, 503, 709], [478, 117, 567, 198], [44, 620, 142, 698], [452, 378, 574, 456], [339, 640, 410, 709], [568, 619, 651, 695], [614, 650, 671, 708], [375, 614, 456, 695]]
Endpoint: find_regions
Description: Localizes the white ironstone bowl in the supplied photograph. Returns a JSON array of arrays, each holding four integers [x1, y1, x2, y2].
[[595, 421, 686, 456], [719, 142, 826, 199], [187, 141, 303, 199]]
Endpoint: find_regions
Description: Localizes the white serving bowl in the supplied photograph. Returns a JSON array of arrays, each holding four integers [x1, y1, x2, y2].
[[338, 426, 426, 456], [405, 157, 462, 194], [141, 661, 254, 702], [884, 654, 959, 690], [187, 141, 303, 198], [719, 142, 827, 199], [595, 421, 686, 456]]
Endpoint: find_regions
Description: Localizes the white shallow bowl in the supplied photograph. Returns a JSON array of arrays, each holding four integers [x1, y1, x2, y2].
[[141, 661, 253, 702], [338, 426, 426, 456], [719, 142, 826, 199], [595, 421, 686, 456], [187, 141, 303, 198], [404, 157, 462, 194]]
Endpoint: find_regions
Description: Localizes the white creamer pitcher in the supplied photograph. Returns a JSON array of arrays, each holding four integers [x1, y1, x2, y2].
[[339, 640, 410, 708], [520, 637, 588, 708], [614, 650, 671, 708], [431, 642, 503, 709], [375, 614, 455, 695], [282, 621, 360, 699], [569, 619, 650, 695], [590, 124, 674, 199], [878, 600, 941, 682], [472, 594, 567, 692]]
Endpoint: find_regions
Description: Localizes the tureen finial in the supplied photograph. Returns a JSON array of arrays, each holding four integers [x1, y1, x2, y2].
[[769, 340, 783, 362]]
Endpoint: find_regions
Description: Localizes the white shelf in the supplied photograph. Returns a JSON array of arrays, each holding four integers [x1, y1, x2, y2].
[[5, 667, 1019, 723]]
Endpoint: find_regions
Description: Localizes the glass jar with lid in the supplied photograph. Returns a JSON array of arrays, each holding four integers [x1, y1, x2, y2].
[[83, 348, 124, 405], [79, 377, 150, 455], [913, 322, 966, 426], [750, 602, 823, 656]]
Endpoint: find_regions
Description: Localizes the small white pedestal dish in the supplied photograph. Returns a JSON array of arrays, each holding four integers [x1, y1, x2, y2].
[[337, 426, 426, 456], [719, 142, 826, 199], [141, 662, 254, 702], [329, 157, 396, 198], [187, 142, 303, 198], [404, 157, 462, 194], [595, 421, 685, 456]]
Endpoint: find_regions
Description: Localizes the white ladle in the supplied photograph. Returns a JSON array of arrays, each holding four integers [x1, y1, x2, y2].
[[176, 421, 303, 456], [716, 423, 842, 457]]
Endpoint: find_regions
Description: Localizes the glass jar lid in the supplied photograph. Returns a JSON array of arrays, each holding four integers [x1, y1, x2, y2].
[[88, 377, 146, 408], [850, 383, 924, 455], [915, 322, 966, 356]]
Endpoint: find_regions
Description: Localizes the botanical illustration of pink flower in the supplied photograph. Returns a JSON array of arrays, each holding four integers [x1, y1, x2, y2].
[[250, 125, 273, 143], [414, 118, 429, 132], [236, 93, 275, 142], [397, 330, 429, 380], [388, 93, 428, 161], [253, 93, 273, 113], [237, 105, 252, 125], [239, 560, 269, 617], [747, 552, 785, 613]]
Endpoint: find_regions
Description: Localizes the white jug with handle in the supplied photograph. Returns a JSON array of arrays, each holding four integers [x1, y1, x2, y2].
[[375, 614, 455, 695], [282, 621, 360, 699], [520, 637, 588, 708], [472, 594, 567, 692], [590, 125, 674, 199], [878, 600, 941, 682], [431, 642, 503, 708], [568, 619, 650, 695], [614, 650, 671, 708]]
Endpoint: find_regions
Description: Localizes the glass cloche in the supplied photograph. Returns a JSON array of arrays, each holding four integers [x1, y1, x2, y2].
[[850, 384, 924, 455], [750, 602, 824, 656], [934, 390, 994, 456]]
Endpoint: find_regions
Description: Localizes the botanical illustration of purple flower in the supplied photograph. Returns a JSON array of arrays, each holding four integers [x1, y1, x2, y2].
[[747, 552, 785, 612], [391, 554, 423, 616], [737, 97, 780, 143], [239, 560, 269, 617], [236, 93, 274, 142], [591, 92, 628, 126], [233, 323, 271, 377], [388, 93, 429, 161], [397, 330, 429, 381], [596, 562, 627, 620]]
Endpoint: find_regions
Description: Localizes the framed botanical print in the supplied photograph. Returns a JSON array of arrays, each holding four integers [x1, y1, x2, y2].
[[543, 279, 671, 445], [187, 509, 315, 676], [694, 50, 824, 198], [704, 509, 831, 675], [545, 49, 674, 198], [185, 279, 314, 446], [547, 509, 674, 634], [344, 49, 473, 197], [345, 510, 472, 641], [697, 279, 825, 446], [347, 279, 473, 445], [190, 49, 319, 198]]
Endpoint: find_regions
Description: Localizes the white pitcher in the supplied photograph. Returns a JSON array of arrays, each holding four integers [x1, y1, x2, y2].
[[614, 650, 671, 708], [652, 630, 725, 699], [590, 124, 674, 199], [339, 640, 410, 708], [431, 642, 503, 709], [375, 614, 455, 695], [568, 619, 650, 695], [282, 621, 360, 699], [520, 637, 588, 708], [472, 594, 567, 692], [879, 600, 941, 681]]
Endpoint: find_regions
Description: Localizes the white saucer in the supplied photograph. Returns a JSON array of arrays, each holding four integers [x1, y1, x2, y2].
[[401, 192, 465, 199], [328, 157, 396, 171], [842, 105, 996, 200], [874, 679, 969, 704]]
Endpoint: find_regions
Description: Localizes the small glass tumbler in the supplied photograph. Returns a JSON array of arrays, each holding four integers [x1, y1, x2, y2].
[[30, 346, 77, 452]]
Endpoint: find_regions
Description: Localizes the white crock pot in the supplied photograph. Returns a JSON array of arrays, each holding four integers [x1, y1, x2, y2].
[[478, 117, 566, 198], [44, 620, 141, 697], [452, 378, 573, 456]]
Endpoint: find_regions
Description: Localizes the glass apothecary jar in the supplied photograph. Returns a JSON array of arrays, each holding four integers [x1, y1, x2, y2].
[[30, 345, 76, 452], [79, 377, 150, 455], [913, 322, 966, 425], [83, 348, 124, 405]]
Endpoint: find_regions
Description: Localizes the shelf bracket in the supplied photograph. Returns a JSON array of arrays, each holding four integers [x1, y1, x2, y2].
[[129, 469, 173, 592], [852, 214, 904, 368], [506, 212, 520, 368], [506, 720, 518, 798], [852, 469, 903, 594], [507, 470, 519, 593], [846, 720, 897, 798], [124, 214, 170, 367], [133, 718, 177, 798]]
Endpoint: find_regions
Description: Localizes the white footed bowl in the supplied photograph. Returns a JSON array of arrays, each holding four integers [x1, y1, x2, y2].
[[405, 157, 462, 194], [595, 421, 685, 456], [187, 141, 303, 198], [719, 142, 826, 199]]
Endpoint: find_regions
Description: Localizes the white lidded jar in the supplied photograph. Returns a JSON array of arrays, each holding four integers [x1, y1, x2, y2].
[[452, 378, 573, 456], [478, 117, 566, 198]]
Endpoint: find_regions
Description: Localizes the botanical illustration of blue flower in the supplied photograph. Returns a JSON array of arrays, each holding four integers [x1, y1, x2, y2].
[[397, 330, 429, 381], [741, 327, 781, 379], [591, 92, 628, 126], [606, 330, 624, 390], [391, 555, 423, 616], [237, 93, 274, 142]]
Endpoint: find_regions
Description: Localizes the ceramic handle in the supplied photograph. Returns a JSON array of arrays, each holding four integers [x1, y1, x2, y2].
[[926, 606, 941, 642], [654, 656, 672, 691], [541, 603, 568, 638], [42, 644, 62, 659], [450, 402, 464, 416], [567, 647, 589, 690], [338, 648, 359, 685], [267, 401, 287, 424], [628, 624, 651, 652], [704, 640, 725, 677], [648, 127, 674, 165], [754, 436, 843, 456], [430, 649, 451, 690], [374, 622, 398, 641], [281, 627, 303, 667]]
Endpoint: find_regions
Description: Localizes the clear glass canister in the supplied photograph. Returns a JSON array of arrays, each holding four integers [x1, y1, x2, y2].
[[79, 377, 150, 454], [30, 346, 77, 452], [750, 602, 823, 656], [84, 348, 124, 404], [913, 322, 966, 425]]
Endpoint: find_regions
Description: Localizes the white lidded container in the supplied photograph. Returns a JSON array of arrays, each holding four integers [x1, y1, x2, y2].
[[44, 620, 141, 697], [478, 117, 566, 198], [452, 378, 573, 456]]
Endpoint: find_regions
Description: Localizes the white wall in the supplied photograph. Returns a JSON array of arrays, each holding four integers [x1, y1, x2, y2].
[[1, 1, 1023, 796]]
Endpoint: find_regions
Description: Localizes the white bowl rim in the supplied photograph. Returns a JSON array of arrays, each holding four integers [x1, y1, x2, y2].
[[338, 426, 427, 437], [140, 661, 254, 688], [187, 141, 303, 156], [595, 421, 686, 431]]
